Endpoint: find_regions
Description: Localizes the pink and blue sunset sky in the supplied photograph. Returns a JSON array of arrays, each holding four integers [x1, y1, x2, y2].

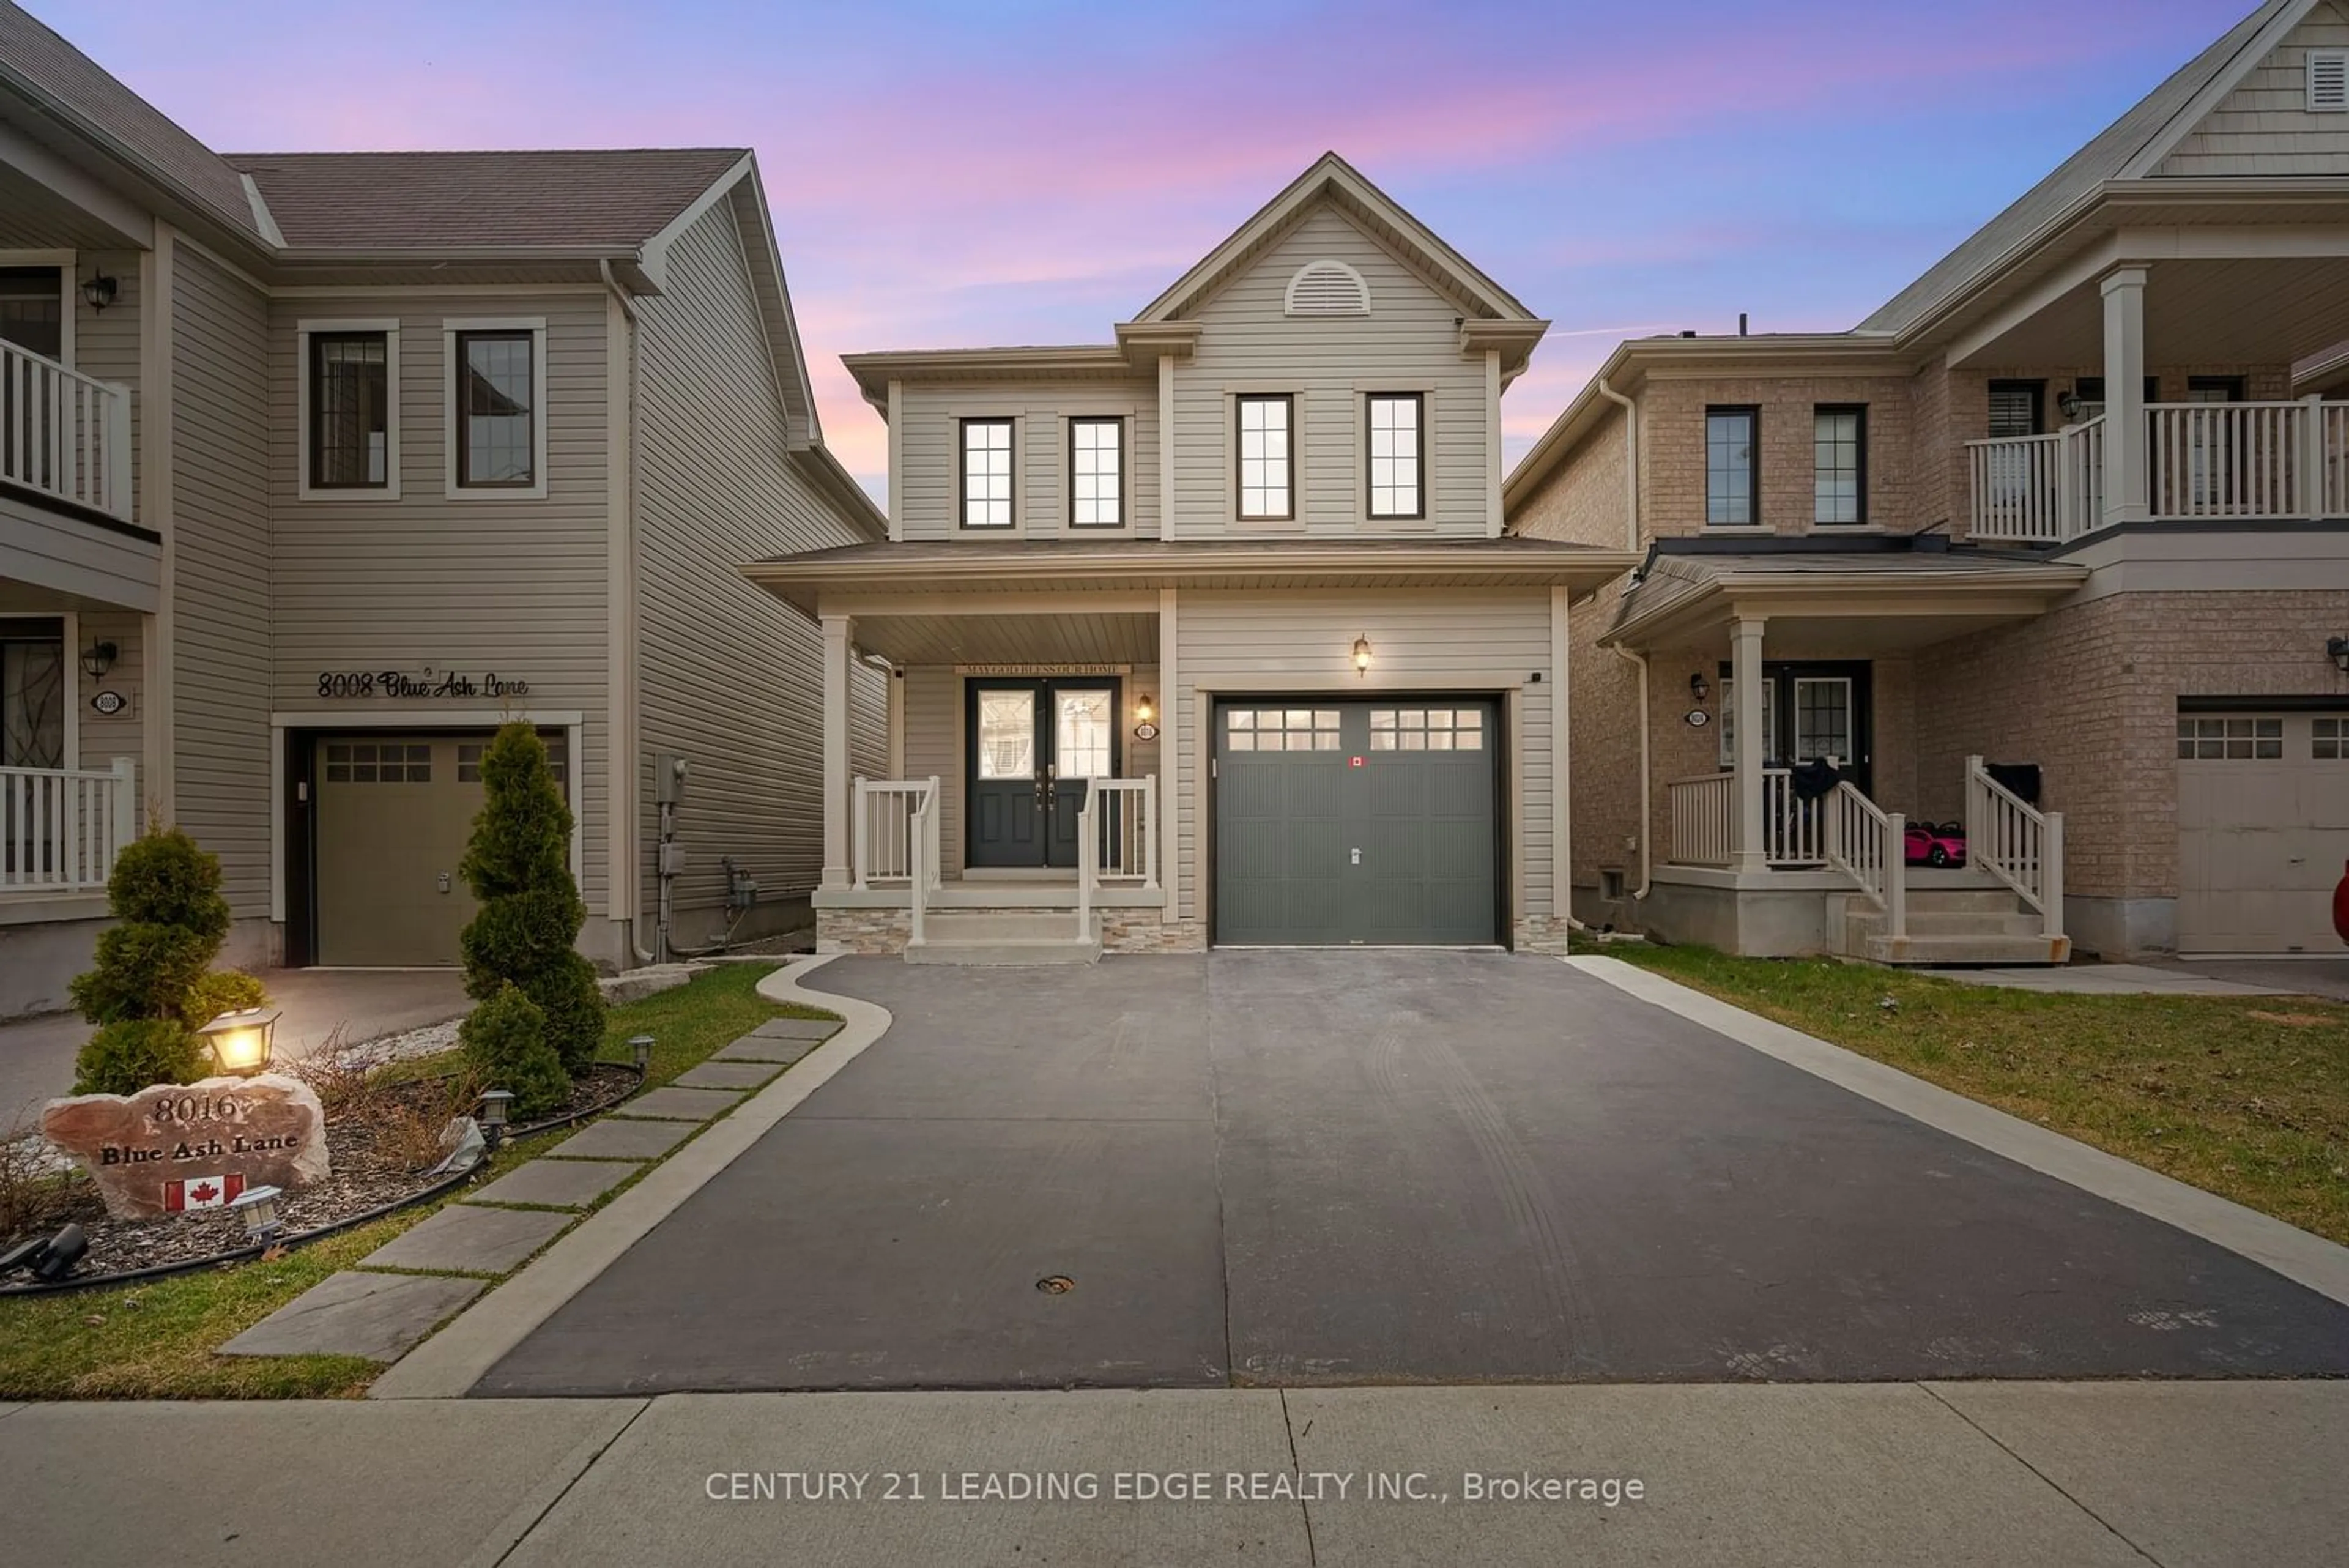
[[42, 0, 2251, 500]]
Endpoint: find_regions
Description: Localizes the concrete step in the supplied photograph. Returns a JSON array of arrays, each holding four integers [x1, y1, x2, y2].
[[919, 910, 1088, 943], [1899, 910, 2047, 938], [1865, 932, 2073, 967], [1902, 889, 2033, 915], [905, 936, 1102, 966]]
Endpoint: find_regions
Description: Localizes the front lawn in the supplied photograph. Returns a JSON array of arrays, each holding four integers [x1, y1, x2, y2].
[[1594, 942, 2349, 1246], [0, 961, 828, 1400]]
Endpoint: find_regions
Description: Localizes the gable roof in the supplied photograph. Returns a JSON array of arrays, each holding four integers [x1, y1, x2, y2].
[[0, 0, 263, 242], [1858, 0, 2311, 336], [1131, 151, 1538, 326], [226, 147, 749, 252]]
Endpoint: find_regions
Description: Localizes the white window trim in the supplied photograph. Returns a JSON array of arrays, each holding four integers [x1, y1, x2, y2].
[[0, 609, 76, 768], [0, 250, 76, 368], [1064, 412, 1131, 532], [443, 316, 549, 500], [297, 318, 402, 502]]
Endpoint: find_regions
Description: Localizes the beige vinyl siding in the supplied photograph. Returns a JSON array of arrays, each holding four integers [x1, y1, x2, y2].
[[73, 609, 146, 792], [73, 249, 143, 517], [1173, 592, 1552, 929], [169, 241, 272, 916], [633, 192, 877, 937], [2159, 4, 2349, 176], [893, 379, 1159, 540], [901, 662, 1160, 879], [1170, 205, 1490, 538], [850, 656, 888, 784]]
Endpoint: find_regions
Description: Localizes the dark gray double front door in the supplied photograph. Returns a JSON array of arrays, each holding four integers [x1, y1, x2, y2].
[[1214, 697, 1499, 946], [967, 678, 1120, 869]]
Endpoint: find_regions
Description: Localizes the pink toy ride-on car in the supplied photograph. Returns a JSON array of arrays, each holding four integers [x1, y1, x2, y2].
[[1904, 820, 1967, 868]]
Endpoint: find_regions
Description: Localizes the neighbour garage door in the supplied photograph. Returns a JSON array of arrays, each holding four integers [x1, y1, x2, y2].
[[1214, 699, 1497, 946], [313, 734, 496, 966], [2176, 712, 2349, 954]]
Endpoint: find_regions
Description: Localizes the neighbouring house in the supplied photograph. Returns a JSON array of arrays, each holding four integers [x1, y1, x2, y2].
[[1507, 0, 2349, 965], [744, 154, 1635, 959], [0, 2, 885, 1017]]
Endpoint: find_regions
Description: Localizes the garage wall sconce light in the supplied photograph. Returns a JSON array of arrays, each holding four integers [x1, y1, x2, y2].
[[80, 640, 117, 680], [1689, 671, 1710, 702], [2329, 635, 2349, 674], [1352, 636, 1374, 677]]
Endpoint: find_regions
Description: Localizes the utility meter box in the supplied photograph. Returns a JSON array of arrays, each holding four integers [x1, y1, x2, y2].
[[654, 751, 689, 805]]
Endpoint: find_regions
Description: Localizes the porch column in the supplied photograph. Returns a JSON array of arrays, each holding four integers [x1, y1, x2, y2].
[[1732, 614, 1768, 873], [2101, 266, 2150, 529], [820, 612, 855, 891]]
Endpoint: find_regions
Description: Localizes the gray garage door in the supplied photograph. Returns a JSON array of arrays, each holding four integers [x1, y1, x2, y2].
[[1214, 699, 1497, 946]]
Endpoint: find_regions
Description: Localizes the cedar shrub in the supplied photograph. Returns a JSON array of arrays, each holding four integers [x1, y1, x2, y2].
[[458, 981, 570, 1120]]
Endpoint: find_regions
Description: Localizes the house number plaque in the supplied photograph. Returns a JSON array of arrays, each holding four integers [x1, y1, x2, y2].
[[315, 669, 533, 699]]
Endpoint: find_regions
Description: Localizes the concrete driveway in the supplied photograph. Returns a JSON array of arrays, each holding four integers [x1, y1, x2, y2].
[[475, 951, 2349, 1395]]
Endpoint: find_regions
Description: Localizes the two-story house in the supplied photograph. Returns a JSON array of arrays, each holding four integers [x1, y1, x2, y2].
[[0, 2, 884, 1016], [1508, 0, 2349, 965], [746, 154, 1636, 958]]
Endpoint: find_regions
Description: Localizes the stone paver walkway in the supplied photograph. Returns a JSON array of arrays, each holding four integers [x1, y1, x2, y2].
[[219, 1013, 839, 1364]]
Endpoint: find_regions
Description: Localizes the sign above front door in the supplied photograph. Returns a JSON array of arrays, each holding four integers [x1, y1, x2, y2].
[[955, 663, 1130, 677]]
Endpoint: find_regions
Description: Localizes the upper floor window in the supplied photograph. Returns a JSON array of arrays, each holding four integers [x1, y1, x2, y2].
[[1366, 393, 1423, 519], [453, 328, 539, 490], [961, 417, 1014, 529], [1705, 407, 1757, 526], [1236, 394, 1293, 521], [1069, 416, 1123, 529], [303, 324, 396, 496], [1813, 405, 1865, 526]]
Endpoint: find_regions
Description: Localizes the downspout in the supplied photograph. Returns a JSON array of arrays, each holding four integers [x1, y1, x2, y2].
[[601, 261, 661, 967], [1609, 644, 1652, 903], [1595, 376, 1638, 552]]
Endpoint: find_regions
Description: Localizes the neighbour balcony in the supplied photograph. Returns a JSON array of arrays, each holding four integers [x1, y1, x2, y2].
[[1, 339, 133, 522], [1967, 399, 2349, 544], [1, 759, 138, 899]]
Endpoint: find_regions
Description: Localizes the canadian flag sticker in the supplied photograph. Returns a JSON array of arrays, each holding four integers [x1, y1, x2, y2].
[[165, 1173, 246, 1212]]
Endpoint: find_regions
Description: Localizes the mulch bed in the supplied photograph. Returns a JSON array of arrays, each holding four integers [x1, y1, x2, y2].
[[6, 1063, 636, 1284]]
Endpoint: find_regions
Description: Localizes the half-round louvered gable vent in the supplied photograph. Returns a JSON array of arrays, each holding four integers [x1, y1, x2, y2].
[[1285, 259, 1371, 317]]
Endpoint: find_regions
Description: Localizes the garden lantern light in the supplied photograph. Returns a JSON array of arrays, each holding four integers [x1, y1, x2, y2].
[[230, 1185, 284, 1243], [479, 1088, 514, 1151], [629, 1035, 655, 1072], [199, 1007, 280, 1077]]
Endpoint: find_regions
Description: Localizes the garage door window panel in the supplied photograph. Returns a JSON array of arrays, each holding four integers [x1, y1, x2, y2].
[[2177, 717, 2281, 759], [2311, 719, 2345, 759]]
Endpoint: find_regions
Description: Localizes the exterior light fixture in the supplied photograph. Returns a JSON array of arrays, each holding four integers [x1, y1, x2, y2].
[[2058, 390, 2086, 421], [1690, 671, 1711, 702], [81, 272, 117, 313], [479, 1088, 514, 1151], [198, 1006, 280, 1077], [629, 1034, 655, 1072], [230, 1185, 284, 1243], [2329, 636, 2349, 675], [1134, 694, 1154, 725], [1352, 636, 1374, 678], [31, 1223, 88, 1282], [80, 640, 117, 680]]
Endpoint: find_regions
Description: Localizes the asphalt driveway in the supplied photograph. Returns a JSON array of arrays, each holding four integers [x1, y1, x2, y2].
[[474, 951, 2349, 1395]]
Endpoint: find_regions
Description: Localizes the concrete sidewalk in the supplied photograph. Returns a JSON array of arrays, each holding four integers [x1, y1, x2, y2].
[[3, 1380, 2343, 1566]]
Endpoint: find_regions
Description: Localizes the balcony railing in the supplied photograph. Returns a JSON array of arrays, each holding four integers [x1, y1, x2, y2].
[[1, 340, 132, 521], [2, 759, 137, 896], [1968, 398, 2349, 543]]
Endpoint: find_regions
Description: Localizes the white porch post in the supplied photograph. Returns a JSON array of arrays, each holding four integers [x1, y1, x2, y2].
[[2101, 266, 2150, 530], [820, 612, 855, 891], [1732, 614, 1767, 873]]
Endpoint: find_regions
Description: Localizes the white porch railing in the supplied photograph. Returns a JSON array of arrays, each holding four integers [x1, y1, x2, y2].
[[852, 776, 940, 890], [1084, 776, 1158, 888], [907, 784, 935, 946], [1824, 780, 1905, 939], [1, 340, 132, 520], [1666, 773, 1736, 867], [1970, 399, 2349, 541], [1762, 768, 1825, 866], [1, 758, 137, 894], [1965, 755, 2063, 939]]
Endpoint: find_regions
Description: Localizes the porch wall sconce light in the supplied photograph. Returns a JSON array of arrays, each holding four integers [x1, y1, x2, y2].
[[80, 640, 117, 680], [198, 1006, 280, 1077], [1352, 636, 1375, 678], [81, 272, 117, 313], [478, 1088, 514, 1151], [1689, 671, 1711, 702], [2329, 635, 2349, 675], [1134, 694, 1155, 725], [2057, 390, 2087, 421]]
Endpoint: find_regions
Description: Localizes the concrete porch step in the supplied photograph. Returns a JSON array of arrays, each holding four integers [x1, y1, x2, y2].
[[1902, 889, 2036, 915], [1899, 910, 2048, 938], [905, 935, 1102, 966], [918, 910, 1089, 943], [1865, 932, 2073, 967], [905, 908, 1102, 965]]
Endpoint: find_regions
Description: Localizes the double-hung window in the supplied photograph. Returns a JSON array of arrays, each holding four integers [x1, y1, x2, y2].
[[960, 417, 1014, 528], [1365, 392, 1423, 519], [1812, 405, 1865, 526], [1236, 394, 1293, 521], [305, 327, 395, 493], [453, 327, 540, 491], [1068, 416, 1123, 528], [1705, 407, 1758, 526]]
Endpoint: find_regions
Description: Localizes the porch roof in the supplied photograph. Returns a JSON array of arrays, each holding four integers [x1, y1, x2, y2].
[[1600, 544, 2089, 655], [740, 537, 1642, 618]]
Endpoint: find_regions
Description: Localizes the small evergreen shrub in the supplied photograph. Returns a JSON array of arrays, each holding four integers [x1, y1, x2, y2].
[[459, 723, 606, 1074], [459, 982, 569, 1120], [74, 1019, 209, 1098], [67, 828, 270, 1094]]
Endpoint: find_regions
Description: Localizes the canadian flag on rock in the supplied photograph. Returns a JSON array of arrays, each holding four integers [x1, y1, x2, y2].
[[165, 1174, 246, 1212]]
